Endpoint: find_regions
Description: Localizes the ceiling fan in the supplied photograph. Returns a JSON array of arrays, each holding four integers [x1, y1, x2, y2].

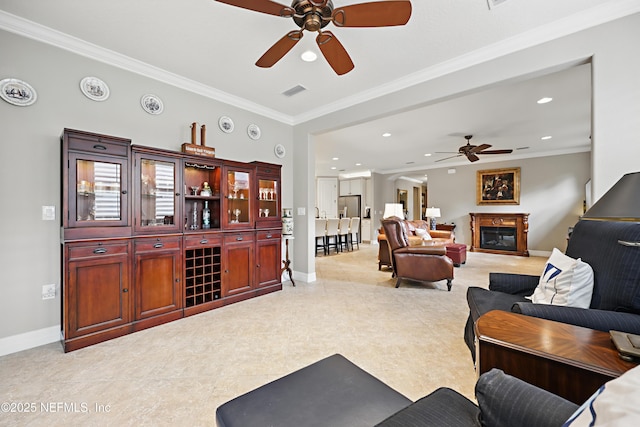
[[214, 0, 412, 75], [436, 135, 513, 163]]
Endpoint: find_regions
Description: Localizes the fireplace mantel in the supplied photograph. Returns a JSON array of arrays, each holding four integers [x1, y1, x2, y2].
[[469, 213, 529, 257]]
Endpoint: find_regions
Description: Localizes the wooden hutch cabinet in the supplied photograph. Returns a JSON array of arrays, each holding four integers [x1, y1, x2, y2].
[[61, 128, 283, 351]]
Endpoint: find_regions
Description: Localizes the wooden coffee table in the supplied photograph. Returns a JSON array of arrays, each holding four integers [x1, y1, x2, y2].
[[475, 310, 637, 404]]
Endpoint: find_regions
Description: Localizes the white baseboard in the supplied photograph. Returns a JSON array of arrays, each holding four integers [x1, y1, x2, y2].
[[283, 270, 315, 283], [0, 325, 60, 357]]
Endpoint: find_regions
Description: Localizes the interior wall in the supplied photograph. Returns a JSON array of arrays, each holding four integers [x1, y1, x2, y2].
[[416, 152, 590, 253], [0, 30, 294, 345], [294, 13, 640, 276]]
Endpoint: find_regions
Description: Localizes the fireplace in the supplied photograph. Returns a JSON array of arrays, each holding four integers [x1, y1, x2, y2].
[[480, 226, 517, 251], [470, 213, 529, 256]]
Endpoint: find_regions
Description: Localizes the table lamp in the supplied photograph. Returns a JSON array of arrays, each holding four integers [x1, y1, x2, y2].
[[425, 207, 441, 230]]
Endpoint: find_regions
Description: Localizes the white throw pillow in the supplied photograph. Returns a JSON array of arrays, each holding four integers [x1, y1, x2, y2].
[[563, 365, 640, 426], [414, 228, 432, 240], [529, 248, 594, 308]]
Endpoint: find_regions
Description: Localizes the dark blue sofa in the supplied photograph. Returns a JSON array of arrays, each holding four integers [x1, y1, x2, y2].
[[464, 219, 640, 361]]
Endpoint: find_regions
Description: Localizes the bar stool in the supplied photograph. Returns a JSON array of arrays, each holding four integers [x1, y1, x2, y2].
[[338, 217, 351, 252], [315, 218, 327, 256], [325, 218, 340, 254], [349, 217, 360, 250]]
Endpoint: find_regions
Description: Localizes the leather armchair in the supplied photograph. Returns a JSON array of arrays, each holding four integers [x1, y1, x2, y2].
[[381, 218, 454, 290], [377, 219, 453, 270]]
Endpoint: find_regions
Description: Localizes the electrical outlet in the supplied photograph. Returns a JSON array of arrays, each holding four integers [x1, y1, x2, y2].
[[42, 206, 55, 221], [42, 284, 56, 300]]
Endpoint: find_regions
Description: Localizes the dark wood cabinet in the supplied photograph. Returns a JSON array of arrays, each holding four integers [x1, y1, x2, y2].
[[63, 239, 132, 352], [256, 230, 282, 288], [133, 235, 183, 323], [222, 232, 255, 297], [62, 129, 283, 351]]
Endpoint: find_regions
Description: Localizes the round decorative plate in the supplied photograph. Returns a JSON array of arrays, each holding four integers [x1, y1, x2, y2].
[[80, 76, 109, 101], [218, 116, 234, 133], [247, 124, 261, 140], [140, 94, 163, 115], [274, 144, 286, 159], [0, 78, 37, 106]]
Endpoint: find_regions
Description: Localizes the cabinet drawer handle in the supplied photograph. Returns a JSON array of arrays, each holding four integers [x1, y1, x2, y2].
[[154, 243, 164, 248], [93, 248, 107, 254], [224, 269, 229, 273], [93, 144, 107, 150], [122, 288, 128, 293], [200, 239, 208, 244], [266, 234, 272, 239], [236, 237, 243, 241]]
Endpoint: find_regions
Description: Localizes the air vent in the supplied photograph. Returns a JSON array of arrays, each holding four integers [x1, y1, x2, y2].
[[282, 85, 307, 97]]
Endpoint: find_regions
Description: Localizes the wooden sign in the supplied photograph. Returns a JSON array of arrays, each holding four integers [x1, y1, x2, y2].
[[181, 143, 216, 158]]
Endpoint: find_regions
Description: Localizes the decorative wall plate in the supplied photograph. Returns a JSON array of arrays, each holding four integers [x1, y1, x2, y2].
[[274, 144, 286, 159], [218, 116, 234, 133], [0, 78, 37, 106], [247, 124, 261, 140], [80, 76, 109, 101], [140, 94, 163, 115]]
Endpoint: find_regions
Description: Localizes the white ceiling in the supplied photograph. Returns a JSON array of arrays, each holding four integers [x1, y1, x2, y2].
[[1, 0, 638, 179]]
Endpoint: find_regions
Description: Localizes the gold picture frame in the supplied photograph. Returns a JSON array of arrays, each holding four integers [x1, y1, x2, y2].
[[477, 167, 520, 205]]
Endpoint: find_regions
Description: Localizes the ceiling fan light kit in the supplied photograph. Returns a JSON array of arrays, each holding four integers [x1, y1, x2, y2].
[[215, 0, 412, 75]]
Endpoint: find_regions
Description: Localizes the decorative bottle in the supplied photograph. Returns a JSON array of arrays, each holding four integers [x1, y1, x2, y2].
[[202, 201, 210, 229]]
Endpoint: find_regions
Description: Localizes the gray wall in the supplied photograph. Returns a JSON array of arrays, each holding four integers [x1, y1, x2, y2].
[[420, 152, 590, 253], [293, 13, 640, 278], [0, 30, 294, 348]]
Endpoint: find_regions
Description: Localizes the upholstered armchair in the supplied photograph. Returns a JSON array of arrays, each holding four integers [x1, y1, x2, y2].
[[464, 219, 640, 361], [381, 218, 454, 290]]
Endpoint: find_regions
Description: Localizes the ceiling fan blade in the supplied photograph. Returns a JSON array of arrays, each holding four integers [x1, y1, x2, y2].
[[479, 149, 514, 155], [467, 154, 480, 162], [316, 31, 354, 75], [333, 1, 412, 27], [215, 0, 294, 17], [469, 144, 492, 154], [435, 154, 462, 163], [256, 31, 303, 68]]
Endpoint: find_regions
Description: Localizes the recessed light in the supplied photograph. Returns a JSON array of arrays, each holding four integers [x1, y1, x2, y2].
[[424, 153, 432, 157], [330, 166, 337, 170], [332, 157, 339, 161], [301, 50, 317, 62], [537, 97, 553, 104], [355, 163, 362, 166], [382, 132, 391, 137], [541, 136, 552, 140]]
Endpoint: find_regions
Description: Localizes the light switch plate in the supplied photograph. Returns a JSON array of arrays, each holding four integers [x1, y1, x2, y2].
[[297, 207, 305, 216], [42, 206, 55, 220]]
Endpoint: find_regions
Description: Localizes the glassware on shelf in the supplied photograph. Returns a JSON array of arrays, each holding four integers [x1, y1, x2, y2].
[[233, 208, 241, 223], [191, 201, 199, 230], [259, 208, 263, 217], [264, 209, 269, 217], [190, 186, 199, 196], [269, 188, 274, 200]]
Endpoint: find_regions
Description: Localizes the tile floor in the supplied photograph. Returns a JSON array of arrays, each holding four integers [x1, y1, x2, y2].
[[0, 244, 546, 426]]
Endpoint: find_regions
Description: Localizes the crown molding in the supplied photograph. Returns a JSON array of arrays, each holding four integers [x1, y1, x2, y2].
[[2, 1, 639, 127], [0, 10, 294, 125], [291, 0, 640, 125]]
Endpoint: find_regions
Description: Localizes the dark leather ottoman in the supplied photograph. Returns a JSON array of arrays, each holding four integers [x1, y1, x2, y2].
[[446, 243, 467, 267], [216, 354, 412, 427]]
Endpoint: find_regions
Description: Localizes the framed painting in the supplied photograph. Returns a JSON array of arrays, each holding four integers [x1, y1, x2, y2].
[[477, 167, 520, 205]]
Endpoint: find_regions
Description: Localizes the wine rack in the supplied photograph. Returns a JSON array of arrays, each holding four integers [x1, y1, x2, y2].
[[184, 246, 222, 307]]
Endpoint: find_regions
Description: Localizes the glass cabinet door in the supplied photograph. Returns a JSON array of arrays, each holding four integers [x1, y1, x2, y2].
[[134, 152, 181, 233], [258, 178, 279, 221], [225, 167, 253, 228], [69, 154, 128, 228]]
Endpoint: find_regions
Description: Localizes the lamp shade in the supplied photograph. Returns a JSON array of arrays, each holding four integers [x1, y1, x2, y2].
[[582, 172, 640, 221], [383, 203, 404, 219], [425, 207, 441, 218]]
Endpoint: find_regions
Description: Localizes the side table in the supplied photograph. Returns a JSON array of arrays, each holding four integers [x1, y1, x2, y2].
[[476, 310, 637, 404]]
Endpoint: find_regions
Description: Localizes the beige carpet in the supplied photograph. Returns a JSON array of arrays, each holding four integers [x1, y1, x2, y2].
[[0, 244, 546, 426]]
